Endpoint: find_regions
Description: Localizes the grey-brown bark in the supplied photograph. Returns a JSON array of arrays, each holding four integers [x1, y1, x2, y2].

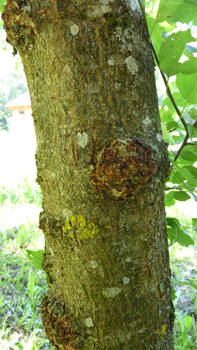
[[3, 0, 174, 349]]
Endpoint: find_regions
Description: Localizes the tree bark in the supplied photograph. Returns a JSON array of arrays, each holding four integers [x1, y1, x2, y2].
[[3, 0, 174, 349]]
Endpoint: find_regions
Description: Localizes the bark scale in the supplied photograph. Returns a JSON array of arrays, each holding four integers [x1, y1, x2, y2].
[[3, 0, 174, 349]]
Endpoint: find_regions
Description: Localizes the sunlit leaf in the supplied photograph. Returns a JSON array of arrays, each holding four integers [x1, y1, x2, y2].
[[176, 72, 197, 104], [159, 30, 196, 77], [167, 0, 197, 26], [173, 191, 191, 201], [26, 249, 44, 270]]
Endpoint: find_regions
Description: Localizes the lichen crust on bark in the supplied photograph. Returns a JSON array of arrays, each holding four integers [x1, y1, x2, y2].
[[90, 138, 158, 200]]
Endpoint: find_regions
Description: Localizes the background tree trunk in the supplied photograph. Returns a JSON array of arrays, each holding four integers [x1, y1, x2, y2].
[[3, 0, 174, 349]]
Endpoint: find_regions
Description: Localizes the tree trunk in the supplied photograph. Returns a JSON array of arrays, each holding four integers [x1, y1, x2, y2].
[[3, 0, 174, 349]]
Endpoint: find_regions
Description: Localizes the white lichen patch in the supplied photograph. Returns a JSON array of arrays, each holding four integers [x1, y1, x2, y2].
[[49, 247, 54, 256], [91, 261, 98, 268], [125, 257, 131, 262], [143, 116, 151, 126], [108, 58, 115, 65], [125, 56, 138, 74], [86, 5, 111, 17], [102, 287, 122, 298], [123, 277, 130, 285], [85, 317, 94, 327], [77, 132, 88, 148], [126, 0, 141, 12], [62, 208, 73, 218], [70, 24, 79, 36], [63, 64, 71, 73], [156, 133, 164, 142], [115, 82, 121, 90]]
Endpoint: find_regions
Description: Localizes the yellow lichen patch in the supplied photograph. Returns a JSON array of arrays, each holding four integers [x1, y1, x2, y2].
[[160, 324, 167, 339], [63, 215, 100, 240], [156, 324, 167, 339]]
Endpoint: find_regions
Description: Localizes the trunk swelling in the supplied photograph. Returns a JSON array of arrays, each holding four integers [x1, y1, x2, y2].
[[3, 0, 174, 349]]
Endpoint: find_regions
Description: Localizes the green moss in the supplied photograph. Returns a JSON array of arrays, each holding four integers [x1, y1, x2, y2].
[[104, 12, 131, 29], [80, 10, 88, 19], [136, 131, 144, 136], [63, 215, 100, 240]]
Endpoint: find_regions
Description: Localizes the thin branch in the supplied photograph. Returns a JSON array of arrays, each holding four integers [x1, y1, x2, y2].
[[174, 120, 197, 160]]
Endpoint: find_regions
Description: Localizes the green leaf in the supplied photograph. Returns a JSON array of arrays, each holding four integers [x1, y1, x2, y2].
[[167, 217, 181, 232], [173, 191, 191, 201], [187, 124, 194, 141], [155, 0, 183, 24], [158, 30, 196, 78], [160, 109, 173, 123], [172, 135, 185, 144], [0, 0, 6, 13], [165, 192, 175, 207], [161, 97, 175, 113], [192, 218, 197, 232], [167, 217, 194, 246], [173, 57, 197, 76], [172, 288, 176, 300], [173, 91, 189, 107], [172, 277, 197, 290], [147, 17, 165, 54], [171, 171, 187, 184], [167, 0, 197, 26], [177, 230, 194, 246], [176, 72, 197, 104], [184, 165, 197, 178], [26, 249, 44, 270], [28, 271, 35, 304], [167, 227, 178, 243], [179, 150, 197, 163], [185, 315, 193, 331], [189, 108, 197, 120], [13, 343, 23, 350], [166, 121, 179, 132], [161, 122, 171, 142]]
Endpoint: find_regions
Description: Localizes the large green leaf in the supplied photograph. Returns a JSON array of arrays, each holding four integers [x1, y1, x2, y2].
[[26, 249, 44, 270], [155, 0, 183, 24], [173, 191, 191, 201], [179, 150, 197, 163], [167, 0, 197, 26], [158, 30, 196, 78], [176, 72, 197, 104], [185, 165, 197, 177], [173, 57, 197, 76], [177, 230, 194, 246]]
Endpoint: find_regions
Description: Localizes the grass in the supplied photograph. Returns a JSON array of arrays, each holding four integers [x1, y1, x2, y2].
[[0, 178, 197, 349], [0, 179, 55, 350]]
